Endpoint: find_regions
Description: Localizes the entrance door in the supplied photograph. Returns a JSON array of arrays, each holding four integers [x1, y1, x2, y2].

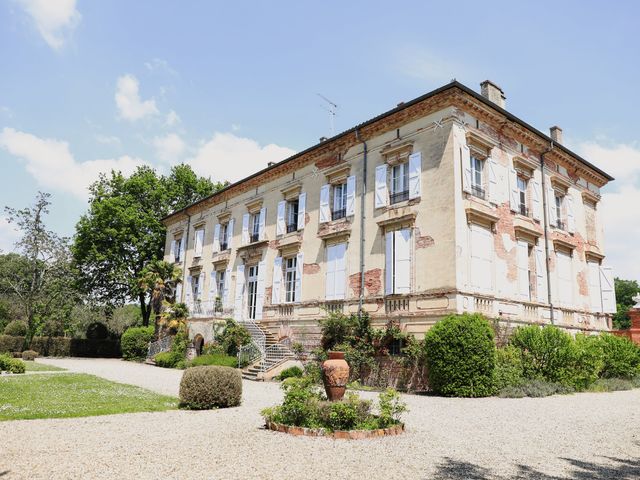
[[247, 264, 259, 320]]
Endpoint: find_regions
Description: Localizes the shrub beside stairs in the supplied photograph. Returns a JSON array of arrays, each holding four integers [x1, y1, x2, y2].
[[241, 323, 295, 381]]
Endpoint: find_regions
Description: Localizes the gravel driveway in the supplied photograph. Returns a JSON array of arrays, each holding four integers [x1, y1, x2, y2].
[[2, 358, 639, 480]]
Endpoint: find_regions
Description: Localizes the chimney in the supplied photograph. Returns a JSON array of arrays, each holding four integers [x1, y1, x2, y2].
[[480, 80, 506, 109], [267, 161, 275, 167], [550, 126, 563, 144]]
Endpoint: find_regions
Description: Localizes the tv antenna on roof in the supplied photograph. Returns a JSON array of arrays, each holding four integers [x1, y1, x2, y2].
[[317, 93, 338, 137]]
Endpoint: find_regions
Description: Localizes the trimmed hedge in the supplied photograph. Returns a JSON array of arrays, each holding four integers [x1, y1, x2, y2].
[[3, 320, 27, 336], [0, 335, 120, 357], [189, 353, 237, 368], [121, 326, 154, 360], [424, 313, 495, 397], [597, 334, 640, 379], [0, 354, 26, 374], [179, 365, 242, 409], [21, 350, 38, 361]]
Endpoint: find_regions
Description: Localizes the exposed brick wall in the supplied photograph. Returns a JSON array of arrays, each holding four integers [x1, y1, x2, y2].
[[303, 263, 320, 275], [349, 268, 383, 297], [414, 227, 434, 249]]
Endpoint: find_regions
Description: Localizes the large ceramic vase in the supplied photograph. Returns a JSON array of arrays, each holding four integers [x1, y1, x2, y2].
[[321, 351, 350, 401]]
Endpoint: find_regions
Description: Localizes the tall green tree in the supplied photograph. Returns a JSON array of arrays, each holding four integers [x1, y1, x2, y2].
[[613, 277, 640, 330], [1, 192, 79, 344], [73, 164, 223, 326]]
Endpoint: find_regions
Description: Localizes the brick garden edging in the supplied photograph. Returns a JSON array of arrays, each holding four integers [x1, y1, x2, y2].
[[265, 420, 405, 439]]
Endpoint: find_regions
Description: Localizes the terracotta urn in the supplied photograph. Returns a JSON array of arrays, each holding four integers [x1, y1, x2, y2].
[[321, 351, 350, 401]]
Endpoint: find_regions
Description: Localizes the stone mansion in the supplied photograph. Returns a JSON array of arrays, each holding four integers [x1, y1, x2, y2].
[[162, 80, 616, 347]]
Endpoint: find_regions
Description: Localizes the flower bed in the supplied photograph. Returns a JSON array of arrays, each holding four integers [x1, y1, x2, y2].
[[265, 420, 404, 439]]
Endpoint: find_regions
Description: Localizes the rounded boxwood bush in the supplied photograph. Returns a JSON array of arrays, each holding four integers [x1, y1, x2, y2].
[[4, 320, 27, 337], [120, 326, 154, 360], [597, 333, 640, 379], [424, 313, 495, 397], [21, 350, 38, 361], [179, 365, 242, 409]]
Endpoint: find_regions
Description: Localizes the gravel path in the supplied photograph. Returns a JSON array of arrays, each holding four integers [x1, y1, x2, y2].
[[2, 358, 639, 480]]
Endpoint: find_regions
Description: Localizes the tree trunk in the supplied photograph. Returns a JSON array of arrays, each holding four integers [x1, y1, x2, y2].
[[140, 293, 150, 326]]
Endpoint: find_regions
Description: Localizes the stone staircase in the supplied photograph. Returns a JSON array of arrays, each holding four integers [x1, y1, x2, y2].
[[241, 323, 294, 381]]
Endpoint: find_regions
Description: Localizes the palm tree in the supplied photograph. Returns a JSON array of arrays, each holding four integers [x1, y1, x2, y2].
[[138, 260, 182, 338]]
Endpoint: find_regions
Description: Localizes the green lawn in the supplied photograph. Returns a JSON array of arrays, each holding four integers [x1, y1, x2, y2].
[[0, 373, 178, 421], [24, 361, 66, 372]]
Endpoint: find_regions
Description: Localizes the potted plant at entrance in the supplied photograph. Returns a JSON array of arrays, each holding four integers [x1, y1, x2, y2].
[[321, 351, 350, 401]]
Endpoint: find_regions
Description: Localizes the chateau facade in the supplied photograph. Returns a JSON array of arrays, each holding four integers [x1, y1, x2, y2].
[[162, 80, 615, 347]]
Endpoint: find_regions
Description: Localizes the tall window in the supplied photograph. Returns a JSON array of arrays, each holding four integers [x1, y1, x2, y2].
[[385, 229, 411, 295], [326, 243, 347, 300], [247, 264, 259, 319], [192, 274, 200, 302], [517, 177, 528, 216], [284, 256, 297, 303], [174, 238, 182, 262], [332, 183, 347, 220], [555, 194, 564, 229], [286, 199, 299, 233], [194, 228, 205, 257], [219, 223, 229, 250], [390, 162, 409, 204], [250, 212, 260, 243], [471, 156, 485, 199]]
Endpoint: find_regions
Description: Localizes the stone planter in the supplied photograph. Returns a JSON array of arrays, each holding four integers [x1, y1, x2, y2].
[[321, 351, 350, 401]]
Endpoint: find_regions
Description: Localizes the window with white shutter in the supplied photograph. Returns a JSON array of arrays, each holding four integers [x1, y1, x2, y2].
[[470, 224, 493, 293], [587, 261, 602, 312], [566, 194, 575, 234], [226, 219, 234, 249], [332, 182, 347, 220], [284, 256, 297, 303], [286, 199, 299, 233], [408, 152, 422, 200], [319, 184, 331, 223], [194, 228, 205, 257], [516, 240, 531, 300], [185, 275, 193, 304], [272, 256, 283, 305], [556, 250, 573, 307], [222, 268, 231, 308], [390, 162, 409, 204], [241, 214, 250, 245], [599, 265, 616, 313], [169, 239, 176, 263], [375, 164, 388, 208], [487, 157, 498, 204], [534, 243, 547, 303], [346, 176, 356, 216], [258, 207, 267, 241], [212, 224, 220, 253], [255, 260, 266, 320], [234, 265, 245, 320], [531, 175, 541, 221], [508, 167, 519, 212], [385, 228, 411, 295], [276, 200, 286, 236], [326, 243, 347, 300], [297, 193, 306, 230]]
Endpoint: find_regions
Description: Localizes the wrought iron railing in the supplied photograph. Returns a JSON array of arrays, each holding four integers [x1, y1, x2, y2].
[[219, 242, 228, 251], [260, 344, 294, 372], [286, 222, 297, 233], [238, 342, 262, 368], [188, 300, 224, 318], [519, 204, 529, 217], [390, 189, 409, 204], [471, 184, 485, 199], [556, 219, 566, 230], [250, 232, 260, 243], [331, 208, 346, 221]]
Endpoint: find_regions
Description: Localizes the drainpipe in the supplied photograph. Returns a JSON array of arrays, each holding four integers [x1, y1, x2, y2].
[[181, 213, 192, 304], [540, 142, 555, 324], [355, 128, 368, 316]]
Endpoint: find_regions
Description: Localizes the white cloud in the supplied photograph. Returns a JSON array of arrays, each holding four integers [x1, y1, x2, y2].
[[115, 74, 159, 121], [577, 141, 640, 282], [188, 132, 296, 183], [17, 0, 81, 51], [0, 216, 20, 253], [0, 127, 146, 199], [94, 134, 121, 146], [165, 110, 181, 127], [395, 46, 463, 85], [153, 133, 185, 163]]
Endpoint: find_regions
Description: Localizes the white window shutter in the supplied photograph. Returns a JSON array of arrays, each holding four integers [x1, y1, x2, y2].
[[185, 275, 193, 305], [209, 270, 218, 301], [588, 262, 602, 312], [548, 185, 557, 227], [212, 224, 220, 253], [169, 239, 176, 263], [408, 152, 422, 200], [175, 281, 183, 304], [297, 193, 306, 230], [234, 265, 245, 320], [535, 243, 547, 303], [223, 268, 231, 308], [276, 201, 286, 236], [385, 231, 394, 295], [178, 236, 185, 261], [394, 229, 411, 294], [258, 207, 267, 241], [509, 167, 519, 211], [241, 214, 250, 245], [255, 260, 266, 320], [375, 164, 388, 208], [198, 272, 204, 299], [517, 240, 530, 299], [531, 177, 541, 221], [566, 194, 575, 233], [272, 256, 283, 304], [599, 266, 616, 313], [470, 224, 493, 293], [325, 246, 336, 301], [194, 229, 205, 257], [227, 219, 234, 249], [346, 175, 356, 216], [295, 252, 303, 302], [319, 184, 331, 223], [462, 148, 472, 194], [488, 157, 498, 204], [334, 243, 346, 300]]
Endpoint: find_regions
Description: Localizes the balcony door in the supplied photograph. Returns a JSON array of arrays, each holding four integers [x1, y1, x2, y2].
[[246, 264, 259, 320]]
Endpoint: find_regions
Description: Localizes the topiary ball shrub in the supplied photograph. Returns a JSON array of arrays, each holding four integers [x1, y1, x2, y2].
[[120, 326, 154, 360], [21, 350, 38, 361], [423, 313, 495, 397], [597, 334, 640, 379], [3, 320, 27, 337], [179, 365, 242, 409]]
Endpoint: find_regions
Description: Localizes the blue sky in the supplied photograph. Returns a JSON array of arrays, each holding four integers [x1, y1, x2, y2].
[[1, 0, 639, 280]]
